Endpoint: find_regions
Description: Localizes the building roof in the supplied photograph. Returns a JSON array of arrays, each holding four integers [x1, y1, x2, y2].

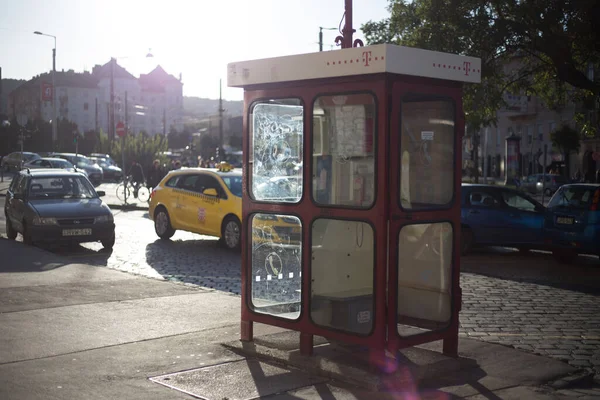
[[92, 59, 137, 80], [139, 66, 181, 93], [228, 44, 482, 87]]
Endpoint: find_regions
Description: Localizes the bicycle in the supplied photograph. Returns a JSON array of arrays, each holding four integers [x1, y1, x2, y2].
[[116, 176, 150, 203]]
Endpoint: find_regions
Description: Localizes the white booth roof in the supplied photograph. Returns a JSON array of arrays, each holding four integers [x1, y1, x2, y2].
[[227, 44, 481, 88]]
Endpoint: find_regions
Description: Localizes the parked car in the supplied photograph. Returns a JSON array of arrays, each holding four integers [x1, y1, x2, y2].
[[50, 153, 103, 186], [3, 169, 115, 249], [1, 152, 41, 172], [544, 183, 600, 263], [521, 174, 567, 196], [89, 156, 122, 181], [461, 184, 546, 254], [89, 153, 118, 166], [23, 157, 84, 175]]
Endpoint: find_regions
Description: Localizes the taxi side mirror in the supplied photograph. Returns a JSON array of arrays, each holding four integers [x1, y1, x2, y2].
[[203, 188, 218, 197]]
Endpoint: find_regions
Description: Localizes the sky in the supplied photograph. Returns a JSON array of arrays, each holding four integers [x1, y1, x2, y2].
[[0, 0, 391, 101]]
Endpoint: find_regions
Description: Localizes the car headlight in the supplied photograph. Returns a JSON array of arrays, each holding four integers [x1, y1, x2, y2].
[[94, 214, 114, 223], [32, 217, 58, 226]]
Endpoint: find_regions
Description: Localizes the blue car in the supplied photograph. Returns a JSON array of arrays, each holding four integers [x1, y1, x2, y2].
[[461, 184, 546, 255], [544, 183, 600, 263]]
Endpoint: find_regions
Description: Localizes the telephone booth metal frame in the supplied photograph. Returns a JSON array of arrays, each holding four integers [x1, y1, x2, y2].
[[228, 44, 481, 366]]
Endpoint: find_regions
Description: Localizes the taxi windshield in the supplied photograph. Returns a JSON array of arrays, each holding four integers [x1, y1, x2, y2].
[[221, 176, 242, 197]]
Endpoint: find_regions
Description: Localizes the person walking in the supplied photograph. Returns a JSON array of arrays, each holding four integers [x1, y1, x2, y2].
[[147, 159, 164, 190], [128, 160, 145, 198]]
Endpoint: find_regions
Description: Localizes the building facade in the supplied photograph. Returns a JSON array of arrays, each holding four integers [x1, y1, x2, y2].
[[8, 60, 183, 137]]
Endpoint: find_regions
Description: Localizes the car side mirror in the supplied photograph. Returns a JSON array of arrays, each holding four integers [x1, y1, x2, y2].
[[203, 188, 218, 197], [96, 190, 106, 197]]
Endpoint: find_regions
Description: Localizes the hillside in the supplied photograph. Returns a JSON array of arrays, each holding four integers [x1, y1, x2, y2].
[[183, 96, 243, 122]]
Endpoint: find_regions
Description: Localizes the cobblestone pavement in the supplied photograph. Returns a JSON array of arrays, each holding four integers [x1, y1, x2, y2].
[[1, 207, 599, 385]]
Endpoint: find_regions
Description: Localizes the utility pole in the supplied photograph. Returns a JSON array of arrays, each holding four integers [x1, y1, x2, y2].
[[125, 91, 128, 132], [110, 58, 115, 143], [163, 108, 167, 136], [319, 27, 337, 52], [218, 79, 225, 162]]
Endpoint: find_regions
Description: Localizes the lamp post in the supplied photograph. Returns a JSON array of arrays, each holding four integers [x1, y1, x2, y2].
[[33, 31, 57, 147], [319, 27, 337, 52]]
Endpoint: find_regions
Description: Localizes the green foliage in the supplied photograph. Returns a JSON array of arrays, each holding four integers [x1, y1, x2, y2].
[[361, 0, 600, 132], [111, 132, 168, 171], [550, 124, 580, 156]]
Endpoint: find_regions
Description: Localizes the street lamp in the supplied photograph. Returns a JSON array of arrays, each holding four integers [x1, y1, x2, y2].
[[319, 27, 337, 52], [33, 31, 57, 147]]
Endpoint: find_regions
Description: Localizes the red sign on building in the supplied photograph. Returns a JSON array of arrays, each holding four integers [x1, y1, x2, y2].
[[41, 83, 53, 101]]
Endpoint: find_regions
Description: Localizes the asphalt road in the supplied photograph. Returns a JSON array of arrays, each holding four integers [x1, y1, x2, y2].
[[0, 196, 599, 377]]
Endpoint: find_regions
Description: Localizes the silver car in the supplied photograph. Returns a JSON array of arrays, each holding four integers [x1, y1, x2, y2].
[[522, 174, 567, 196]]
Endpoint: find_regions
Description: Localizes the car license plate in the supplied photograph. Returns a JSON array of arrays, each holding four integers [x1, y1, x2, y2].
[[62, 228, 92, 236], [556, 217, 574, 225]]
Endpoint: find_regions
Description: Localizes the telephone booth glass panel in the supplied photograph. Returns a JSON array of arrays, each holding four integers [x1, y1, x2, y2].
[[400, 98, 455, 210], [311, 219, 375, 335], [397, 222, 453, 336], [312, 93, 376, 208], [249, 99, 303, 203], [250, 213, 302, 320]]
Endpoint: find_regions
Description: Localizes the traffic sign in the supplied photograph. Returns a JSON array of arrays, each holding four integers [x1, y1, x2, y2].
[[116, 121, 126, 137]]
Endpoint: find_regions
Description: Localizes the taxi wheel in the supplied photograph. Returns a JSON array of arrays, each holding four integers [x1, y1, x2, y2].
[[154, 207, 175, 240], [5, 218, 17, 240], [222, 217, 241, 251]]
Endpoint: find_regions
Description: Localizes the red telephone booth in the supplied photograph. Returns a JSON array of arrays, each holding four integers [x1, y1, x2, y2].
[[228, 43, 481, 366]]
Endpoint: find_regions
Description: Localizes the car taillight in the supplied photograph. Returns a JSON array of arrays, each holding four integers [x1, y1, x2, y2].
[[590, 189, 600, 211], [149, 188, 156, 200]]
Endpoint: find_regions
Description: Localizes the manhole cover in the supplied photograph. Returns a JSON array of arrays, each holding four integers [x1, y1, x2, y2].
[[150, 359, 327, 400]]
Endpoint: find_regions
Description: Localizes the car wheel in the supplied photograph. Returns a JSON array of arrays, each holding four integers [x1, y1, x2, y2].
[[461, 227, 474, 256], [101, 233, 115, 250], [22, 222, 33, 245], [221, 216, 241, 251], [154, 207, 175, 239], [552, 249, 577, 264], [5, 218, 17, 240]]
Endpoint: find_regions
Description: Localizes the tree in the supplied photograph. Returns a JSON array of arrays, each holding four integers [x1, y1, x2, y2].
[[111, 132, 168, 171], [550, 124, 580, 177], [362, 0, 600, 131]]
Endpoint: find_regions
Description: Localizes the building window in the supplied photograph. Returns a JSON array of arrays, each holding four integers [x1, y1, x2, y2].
[[83, 103, 89, 111], [496, 128, 501, 145], [527, 125, 533, 144], [549, 121, 556, 135], [537, 123, 543, 141], [515, 125, 521, 137]]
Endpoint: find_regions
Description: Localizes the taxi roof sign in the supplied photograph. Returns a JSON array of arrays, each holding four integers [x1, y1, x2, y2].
[[227, 44, 481, 88], [217, 161, 233, 172]]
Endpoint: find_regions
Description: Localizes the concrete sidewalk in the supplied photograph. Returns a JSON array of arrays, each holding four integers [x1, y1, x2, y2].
[[0, 238, 595, 399]]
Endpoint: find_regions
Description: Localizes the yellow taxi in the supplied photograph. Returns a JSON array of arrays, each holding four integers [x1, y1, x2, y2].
[[149, 162, 243, 250]]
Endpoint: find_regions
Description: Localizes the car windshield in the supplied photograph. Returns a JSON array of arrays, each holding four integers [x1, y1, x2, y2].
[[221, 175, 243, 197], [28, 176, 97, 199], [75, 156, 93, 166], [548, 186, 597, 210]]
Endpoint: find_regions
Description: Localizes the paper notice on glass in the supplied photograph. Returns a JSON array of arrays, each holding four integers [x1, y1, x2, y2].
[[333, 105, 366, 158], [421, 131, 434, 141]]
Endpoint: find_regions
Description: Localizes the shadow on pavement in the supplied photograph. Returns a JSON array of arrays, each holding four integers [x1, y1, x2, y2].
[[0, 238, 71, 272], [144, 237, 241, 290], [46, 242, 113, 266], [462, 247, 600, 294]]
